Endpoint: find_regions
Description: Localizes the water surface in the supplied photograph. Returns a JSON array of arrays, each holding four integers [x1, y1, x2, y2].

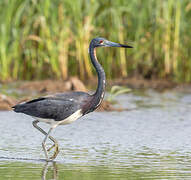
[[1, 89, 191, 179]]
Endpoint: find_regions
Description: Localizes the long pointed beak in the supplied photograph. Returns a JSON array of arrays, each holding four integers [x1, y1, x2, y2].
[[104, 40, 133, 48]]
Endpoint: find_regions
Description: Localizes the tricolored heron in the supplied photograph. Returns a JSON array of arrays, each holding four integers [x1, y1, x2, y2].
[[12, 37, 133, 161]]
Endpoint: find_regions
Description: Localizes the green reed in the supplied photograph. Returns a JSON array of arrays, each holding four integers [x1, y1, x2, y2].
[[0, 0, 191, 82]]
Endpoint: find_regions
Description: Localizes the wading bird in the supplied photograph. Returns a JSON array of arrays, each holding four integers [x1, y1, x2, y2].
[[12, 37, 132, 161]]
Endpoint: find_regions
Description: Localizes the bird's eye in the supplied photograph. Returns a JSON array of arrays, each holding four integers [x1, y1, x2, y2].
[[99, 40, 103, 44]]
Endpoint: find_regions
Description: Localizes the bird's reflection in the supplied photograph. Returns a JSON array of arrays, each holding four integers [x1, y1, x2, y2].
[[42, 161, 58, 180]]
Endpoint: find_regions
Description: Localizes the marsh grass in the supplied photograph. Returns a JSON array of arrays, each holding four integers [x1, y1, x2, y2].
[[0, 0, 191, 82]]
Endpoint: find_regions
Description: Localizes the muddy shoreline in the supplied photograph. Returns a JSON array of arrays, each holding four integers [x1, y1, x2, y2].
[[0, 77, 190, 111]]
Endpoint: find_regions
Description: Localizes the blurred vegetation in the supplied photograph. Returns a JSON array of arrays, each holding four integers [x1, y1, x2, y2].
[[107, 86, 131, 103], [0, 0, 191, 82]]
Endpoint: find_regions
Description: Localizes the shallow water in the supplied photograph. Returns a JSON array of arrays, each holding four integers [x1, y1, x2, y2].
[[1, 89, 191, 179]]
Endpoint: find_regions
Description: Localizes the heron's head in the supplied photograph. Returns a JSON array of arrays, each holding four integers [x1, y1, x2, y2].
[[92, 37, 133, 48]]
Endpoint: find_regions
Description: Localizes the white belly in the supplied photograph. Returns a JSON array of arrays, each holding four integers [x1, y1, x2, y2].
[[34, 109, 83, 128]]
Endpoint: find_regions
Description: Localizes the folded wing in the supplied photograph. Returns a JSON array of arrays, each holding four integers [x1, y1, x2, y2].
[[13, 97, 81, 121]]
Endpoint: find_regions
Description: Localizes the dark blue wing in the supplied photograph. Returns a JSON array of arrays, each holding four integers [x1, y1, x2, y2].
[[13, 91, 92, 121], [13, 97, 80, 121]]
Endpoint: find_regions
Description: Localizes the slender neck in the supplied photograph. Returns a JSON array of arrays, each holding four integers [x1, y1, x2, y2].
[[89, 43, 106, 108]]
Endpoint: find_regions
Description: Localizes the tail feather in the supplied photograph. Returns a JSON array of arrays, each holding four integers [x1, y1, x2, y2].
[[12, 103, 27, 113]]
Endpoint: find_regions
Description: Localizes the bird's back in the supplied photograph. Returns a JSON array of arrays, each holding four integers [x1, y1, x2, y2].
[[13, 91, 92, 121]]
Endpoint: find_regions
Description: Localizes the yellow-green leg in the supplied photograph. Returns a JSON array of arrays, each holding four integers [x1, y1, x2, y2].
[[32, 120, 59, 161]]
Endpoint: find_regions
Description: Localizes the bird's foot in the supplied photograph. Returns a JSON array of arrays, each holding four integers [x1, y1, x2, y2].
[[49, 145, 59, 160], [47, 144, 55, 152]]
